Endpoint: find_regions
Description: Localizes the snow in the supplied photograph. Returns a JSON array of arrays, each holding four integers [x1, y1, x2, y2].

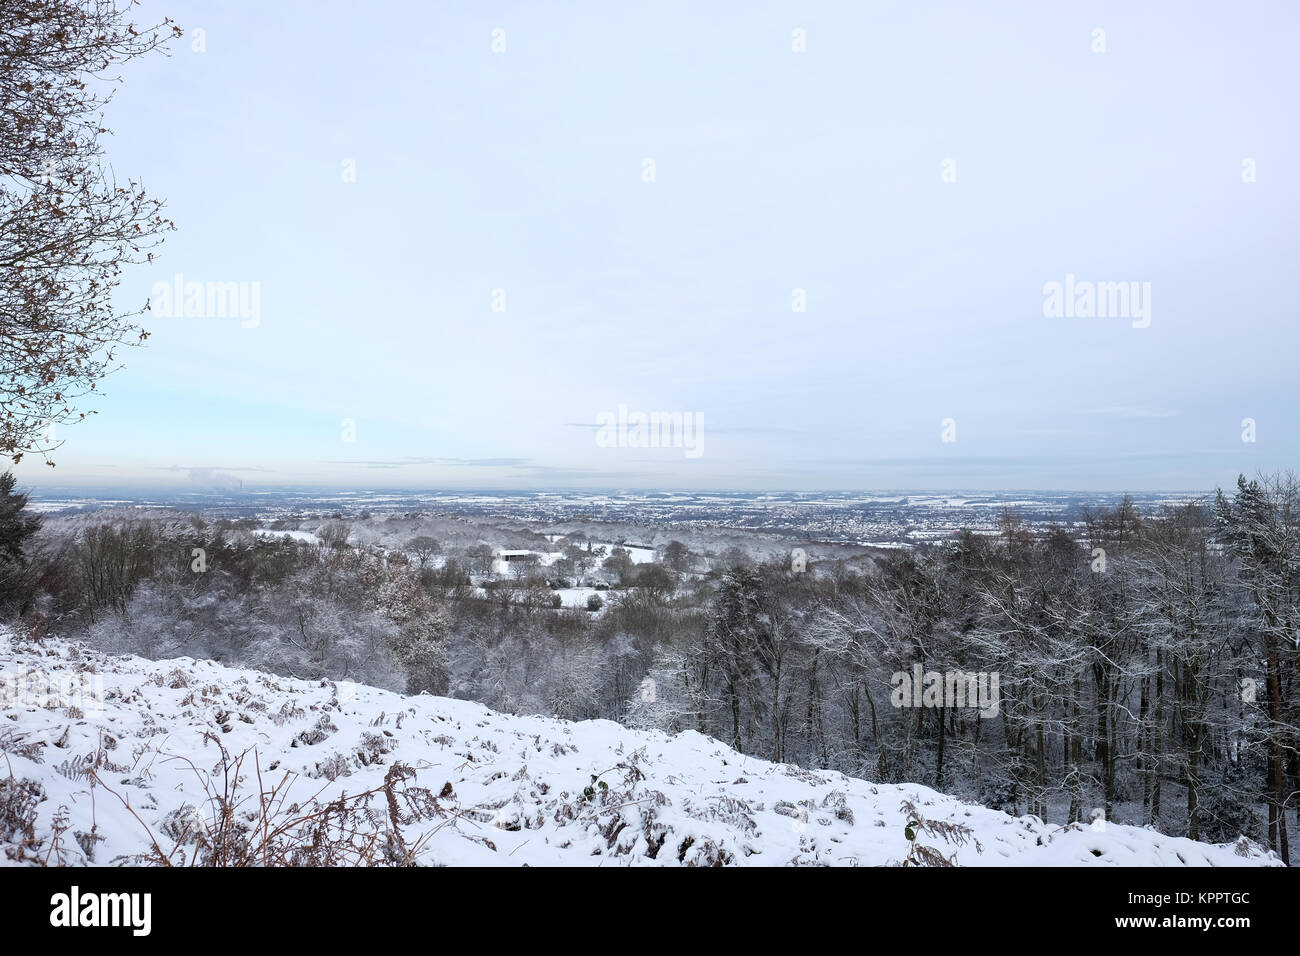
[[470, 586, 603, 611], [252, 529, 320, 545], [0, 630, 1279, 867], [553, 587, 603, 609], [616, 544, 657, 564]]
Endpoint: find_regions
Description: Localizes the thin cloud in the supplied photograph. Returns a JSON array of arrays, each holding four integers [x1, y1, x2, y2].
[[326, 457, 531, 469], [1086, 406, 1178, 419]]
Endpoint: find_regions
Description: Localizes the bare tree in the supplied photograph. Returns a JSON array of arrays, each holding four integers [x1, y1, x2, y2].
[[404, 535, 439, 569], [0, 0, 181, 463], [1215, 473, 1299, 865], [316, 520, 350, 550]]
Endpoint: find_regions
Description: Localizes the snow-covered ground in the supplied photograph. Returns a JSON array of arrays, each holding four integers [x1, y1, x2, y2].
[[553, 586, 604, 609], [471, 585, 605, 610], [490, 542, 655, 578], [252, 529, 321, 545], [0, 630, 1279, 867]]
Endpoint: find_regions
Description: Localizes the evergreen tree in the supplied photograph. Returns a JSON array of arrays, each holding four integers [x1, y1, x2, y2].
[[0, 471, 42, 612]]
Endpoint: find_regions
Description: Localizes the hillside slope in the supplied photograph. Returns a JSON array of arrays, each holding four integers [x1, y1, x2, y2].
[[0, 630, 1279, 867]]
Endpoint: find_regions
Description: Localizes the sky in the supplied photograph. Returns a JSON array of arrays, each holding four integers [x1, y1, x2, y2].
[[14, 0, 1300, 494]]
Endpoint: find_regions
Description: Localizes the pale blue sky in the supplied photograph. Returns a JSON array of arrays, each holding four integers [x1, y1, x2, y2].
[[16, 0, 1299, 493]]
